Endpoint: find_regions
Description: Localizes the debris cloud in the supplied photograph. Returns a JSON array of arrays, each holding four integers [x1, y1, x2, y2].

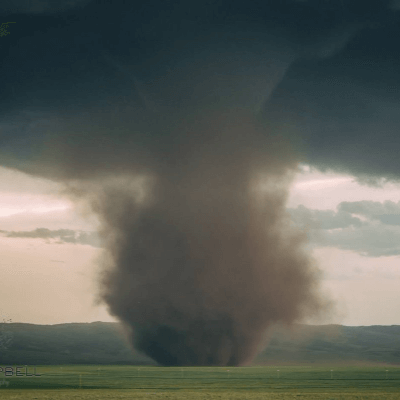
[[63, 109, 326, 366]]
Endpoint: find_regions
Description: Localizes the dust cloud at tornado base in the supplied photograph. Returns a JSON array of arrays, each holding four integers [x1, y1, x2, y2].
[[63, 109, 328, 367]]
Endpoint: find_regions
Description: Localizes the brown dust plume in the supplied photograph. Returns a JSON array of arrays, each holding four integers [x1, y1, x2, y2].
[[63, 109, 327, 366]]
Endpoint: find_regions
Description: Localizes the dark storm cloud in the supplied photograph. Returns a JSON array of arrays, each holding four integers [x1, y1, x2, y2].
[[0, 0, 91, 15], [0, 0, 398, 181], [1, 0, 399, 366], [289, 201, 400, 256], [261, 4, 400, 182], [3, 228, 101, 247]]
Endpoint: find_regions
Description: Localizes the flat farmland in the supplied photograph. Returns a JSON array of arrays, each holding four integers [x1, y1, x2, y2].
[[0, 365, 400, 399]]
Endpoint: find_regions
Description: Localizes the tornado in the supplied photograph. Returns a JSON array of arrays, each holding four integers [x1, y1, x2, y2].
[[57, 104, 325, 366], [2, 0, 397, 366]]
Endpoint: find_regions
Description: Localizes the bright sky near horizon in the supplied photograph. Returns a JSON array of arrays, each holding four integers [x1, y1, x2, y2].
[[1, 164, 399, 327]]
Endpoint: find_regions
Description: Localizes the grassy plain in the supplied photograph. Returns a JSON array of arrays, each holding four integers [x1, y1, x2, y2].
[[0, 365, 399, 399]]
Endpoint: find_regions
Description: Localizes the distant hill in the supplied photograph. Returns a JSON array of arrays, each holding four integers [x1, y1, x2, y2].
[[0, 322, 156, 366], [0, 322, 399, 366], [254, 324, 400, 366]]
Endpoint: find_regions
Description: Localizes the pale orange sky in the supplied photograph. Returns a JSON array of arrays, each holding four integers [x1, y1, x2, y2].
[[1, 165, 399, 326]]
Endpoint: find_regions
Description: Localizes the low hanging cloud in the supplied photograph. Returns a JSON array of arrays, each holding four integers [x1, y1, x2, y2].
[[338, 200, 400, 225], [3, 227, 101, 247], [289, 201, 400, 257]]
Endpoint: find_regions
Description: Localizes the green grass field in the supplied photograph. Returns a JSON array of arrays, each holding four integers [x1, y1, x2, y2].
[[0, 365, 399, 399]]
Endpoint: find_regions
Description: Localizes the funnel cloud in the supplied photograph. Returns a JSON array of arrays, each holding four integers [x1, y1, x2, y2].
[[1, 0, 400, 365], [67, 110, 324, 366]]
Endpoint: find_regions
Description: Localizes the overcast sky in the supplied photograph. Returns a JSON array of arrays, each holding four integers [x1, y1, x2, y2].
[[1, 0, 400, 333]]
